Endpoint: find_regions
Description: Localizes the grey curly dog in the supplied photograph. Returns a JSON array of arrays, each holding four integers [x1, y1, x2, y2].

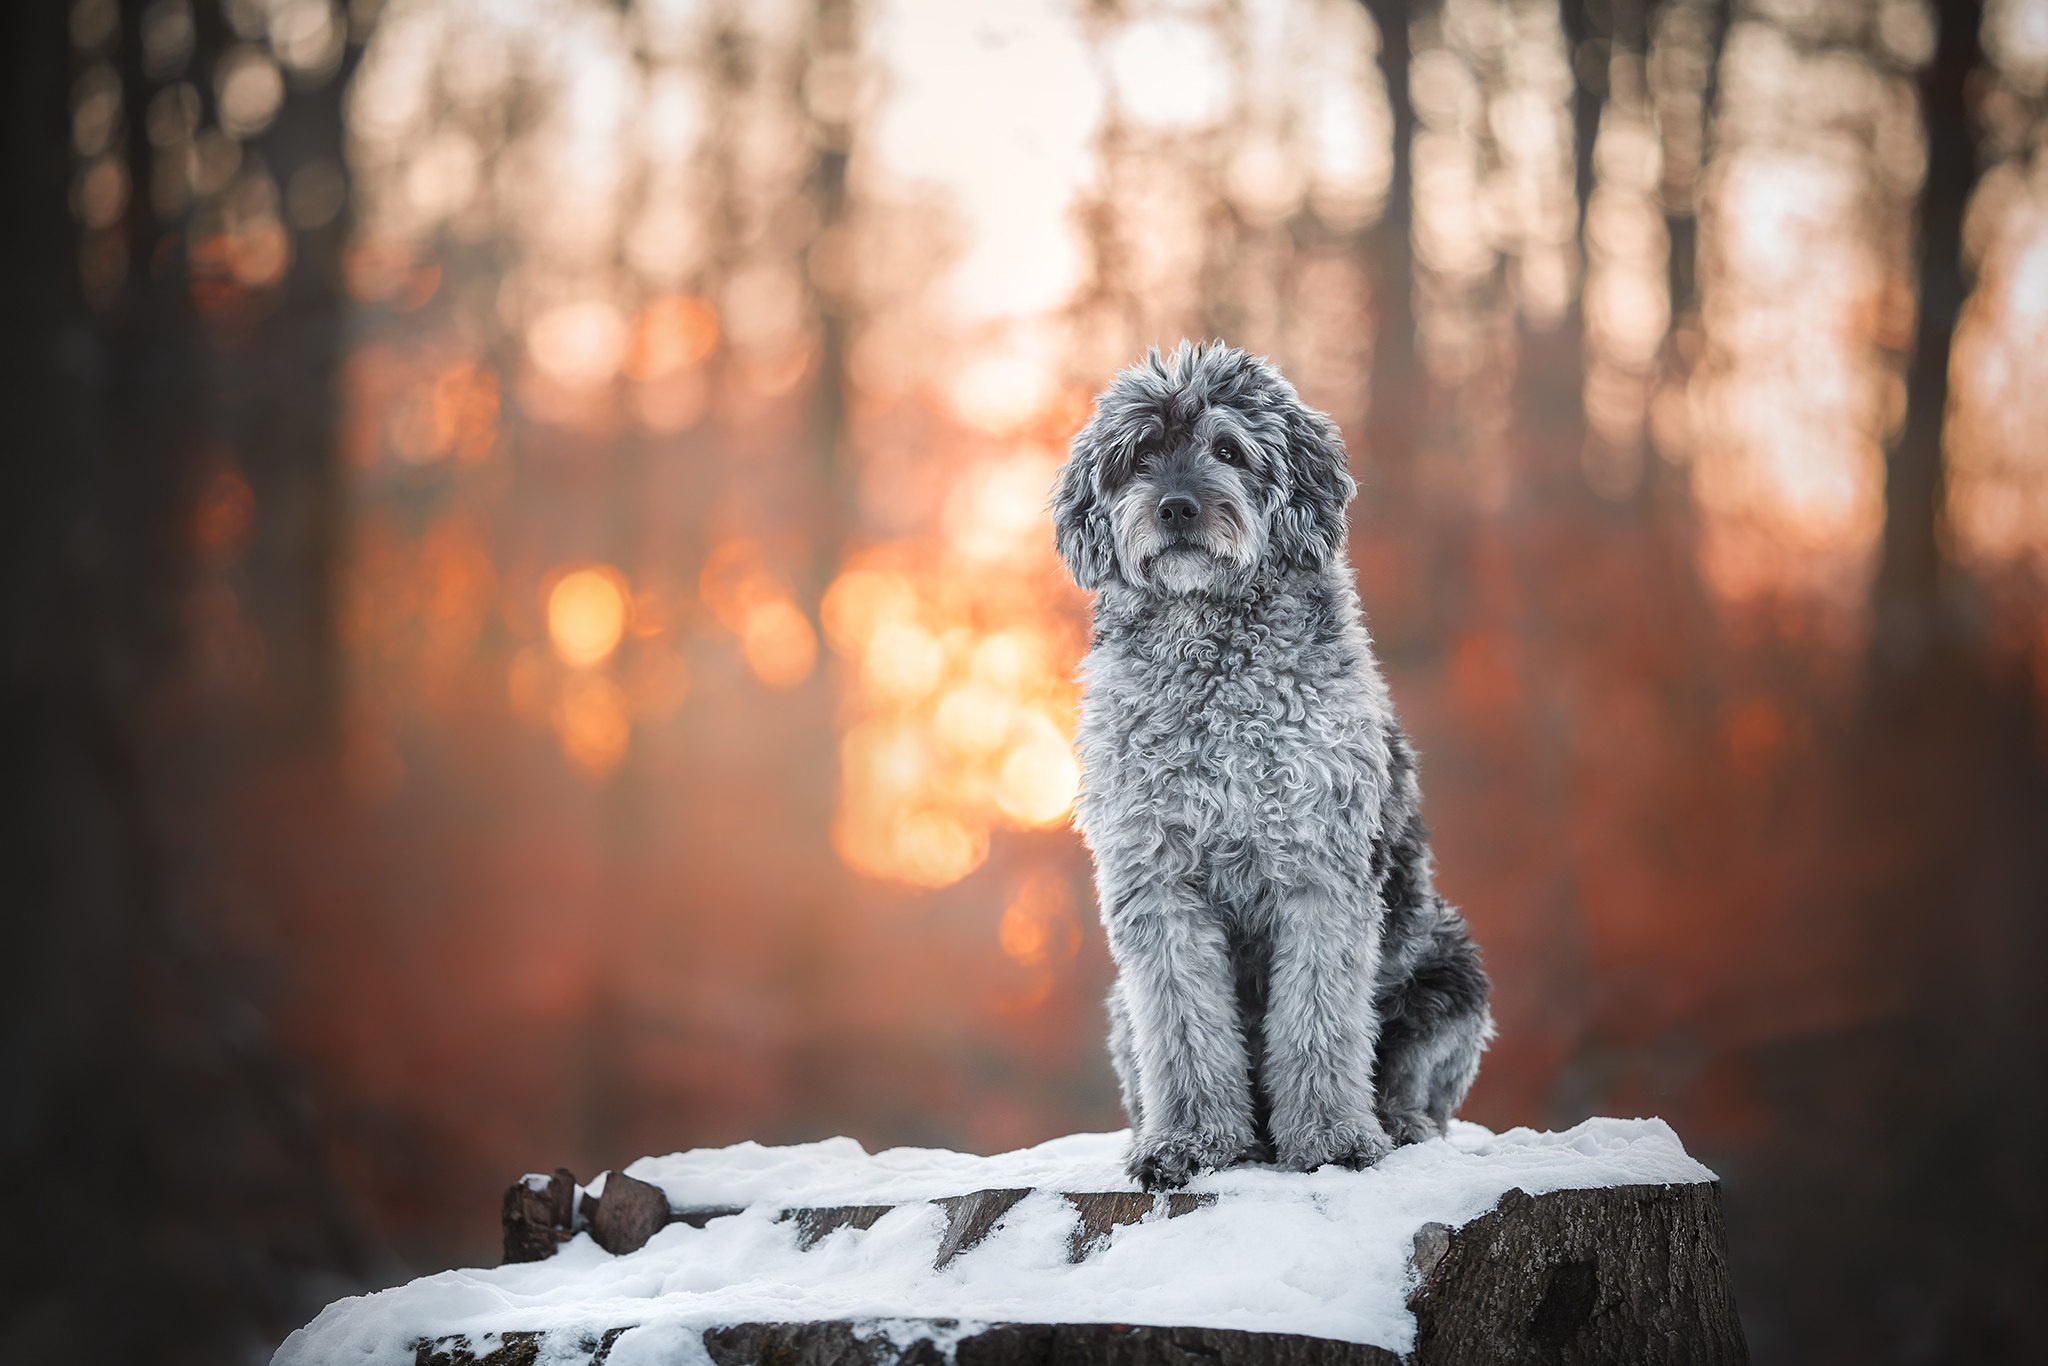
[[1053, 341, 1493, 1191]]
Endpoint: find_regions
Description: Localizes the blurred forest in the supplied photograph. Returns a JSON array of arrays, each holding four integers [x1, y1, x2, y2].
[[4, 0, 2047, 1361]]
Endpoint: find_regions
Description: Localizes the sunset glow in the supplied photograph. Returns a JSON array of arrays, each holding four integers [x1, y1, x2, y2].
[[1685, 16, 1921, 612], [53, 0, 2048, 1342], [823, 548, 1082, 889], [327, 0, 2048, 921]]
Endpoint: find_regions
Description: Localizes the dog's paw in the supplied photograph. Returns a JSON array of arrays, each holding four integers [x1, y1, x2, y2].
[[1278, 1116, 1395, 1173], [1124, 1129, 1252, 1191], [1381, 1109, 1442, 1148]]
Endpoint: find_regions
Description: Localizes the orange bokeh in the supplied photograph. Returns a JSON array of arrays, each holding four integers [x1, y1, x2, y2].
[[546, 566, 630, 669]]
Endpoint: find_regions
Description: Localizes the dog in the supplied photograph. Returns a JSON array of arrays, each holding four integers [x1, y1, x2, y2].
[[1052, 341, 1493, 1191]]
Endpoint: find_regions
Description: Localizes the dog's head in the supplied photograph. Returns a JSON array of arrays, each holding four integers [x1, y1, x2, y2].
[[1052, 341, 1355, 596]]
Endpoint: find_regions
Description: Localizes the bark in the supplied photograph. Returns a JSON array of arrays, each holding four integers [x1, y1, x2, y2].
[[1408, 1183, 1747, 1365]]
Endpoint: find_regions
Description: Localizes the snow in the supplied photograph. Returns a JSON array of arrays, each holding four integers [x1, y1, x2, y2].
[[274, 1117, 1714, 1366]]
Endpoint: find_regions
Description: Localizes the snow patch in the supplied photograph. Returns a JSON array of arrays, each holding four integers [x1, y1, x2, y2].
[[273, 1117, 1714, 1364]]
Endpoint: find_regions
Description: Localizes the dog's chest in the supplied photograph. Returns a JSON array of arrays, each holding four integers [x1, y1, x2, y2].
[[1076, 612, 1382, 851]]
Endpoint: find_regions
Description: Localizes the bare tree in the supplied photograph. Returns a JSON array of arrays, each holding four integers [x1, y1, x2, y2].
[[1361, 0, 1424, 489], [1875, 0, 1981, 679]]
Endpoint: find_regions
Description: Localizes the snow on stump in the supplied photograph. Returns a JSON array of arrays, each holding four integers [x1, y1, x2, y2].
[[275, 1120, 1748, 1366]]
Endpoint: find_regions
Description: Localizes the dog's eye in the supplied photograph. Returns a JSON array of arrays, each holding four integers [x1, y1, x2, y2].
[[1215, 439, 1245, 467]]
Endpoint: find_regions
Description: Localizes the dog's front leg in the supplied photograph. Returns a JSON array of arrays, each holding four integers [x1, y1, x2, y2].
[[1107, 886, 1257, 1190], [1264, 884, 1394, 1172]]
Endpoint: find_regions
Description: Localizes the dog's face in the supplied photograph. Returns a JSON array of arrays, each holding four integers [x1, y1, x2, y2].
[[1052, 342, 1355, 596]]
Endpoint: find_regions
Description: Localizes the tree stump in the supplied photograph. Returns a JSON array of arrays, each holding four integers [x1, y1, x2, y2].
[[1406, 1183, 1746, 1364], [464, 1174, 1747, 1365]]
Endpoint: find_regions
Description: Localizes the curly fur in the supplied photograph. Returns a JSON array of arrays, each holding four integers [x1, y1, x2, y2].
[[1054, 341, 1494, 1191]]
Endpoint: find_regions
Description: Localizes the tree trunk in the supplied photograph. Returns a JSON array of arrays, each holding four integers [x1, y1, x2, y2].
[[1361, 0, 1422, 486], [1873, 0, 1981, 682]]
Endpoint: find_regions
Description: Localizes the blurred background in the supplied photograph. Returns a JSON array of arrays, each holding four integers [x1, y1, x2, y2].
[[5, 0, 2046, 1360]]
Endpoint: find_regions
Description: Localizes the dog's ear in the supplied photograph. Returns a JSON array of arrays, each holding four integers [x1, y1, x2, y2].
[[1270, 399, 1355, 569], [1052, 418, 1119, 591]]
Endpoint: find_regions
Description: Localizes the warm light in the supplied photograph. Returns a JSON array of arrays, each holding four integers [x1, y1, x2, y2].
[[835, 722, 997, 889], [862, 619, 946, 700], [940, 447, 1061, 563], [1107, 18, 1227, 130], [435, 362, 500, 463], [405, 131, 480, 222], [225, 220, 291, 289], [700, 540, 818, 688], [970, 631, 1043, 689], [625, 295, 720, 381], [998, 870, 1081, 968], [841, 720, 930, 801], [891, 810, 990, 889], [821, 568, 917, 652], [822, 544, 1082, 887], [546, 565, 629, 668], [2009, 234, 2048, 323], [993, 714, 1080, 828], [947, 350, 1056, 434], [1948, 210, 2048, 577], [552, 671, 631, 777], [390, 361, 498, 465], [1686, 126, 1898, 603], [528, 299, 628, 387], [420, 516, 495, 628], [217, 47, 283, 138], [933, 685, 1012, 758], [271, 0, 344, 77], [720, 262, 806, 355], [740, 598, 817, 689]]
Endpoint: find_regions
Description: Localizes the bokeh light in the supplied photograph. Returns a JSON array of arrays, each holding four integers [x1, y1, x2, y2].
[[547, 565, 629, 669]]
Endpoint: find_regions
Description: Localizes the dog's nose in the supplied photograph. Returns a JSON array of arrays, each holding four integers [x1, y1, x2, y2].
[[1156, 493, 1200, 527]]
